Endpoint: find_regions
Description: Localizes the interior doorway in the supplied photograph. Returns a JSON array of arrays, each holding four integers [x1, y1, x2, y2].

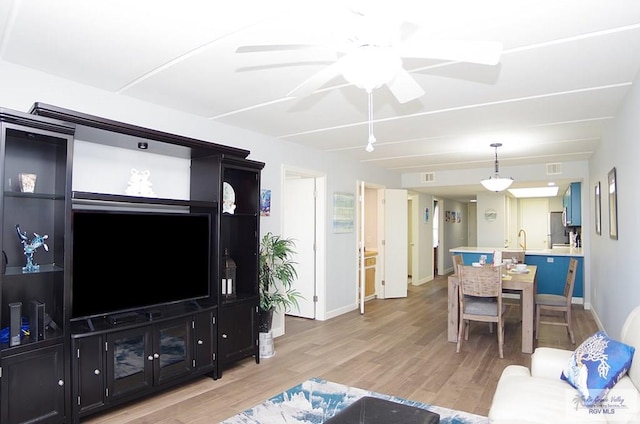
[[407, 196, 413, 279], [357, 183, 408, 314], [433, 200, 439, 275], [281, 167, 326, 334]]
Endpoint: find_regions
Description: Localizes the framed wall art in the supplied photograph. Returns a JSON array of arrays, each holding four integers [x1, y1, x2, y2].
[[608, 167, 618, 240], [594, 181, 601, 235], [260, 189, 271, 216], [333, 192, 354, 233]]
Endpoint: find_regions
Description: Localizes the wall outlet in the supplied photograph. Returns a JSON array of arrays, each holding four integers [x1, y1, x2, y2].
[[547, 257, 554, 263]]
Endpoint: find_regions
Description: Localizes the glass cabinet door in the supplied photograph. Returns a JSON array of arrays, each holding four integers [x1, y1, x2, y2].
[[106, 317, 194, 400], [1, 122, 71, 350], [106, 327, 153, 400], [155, 317, 193, 385]]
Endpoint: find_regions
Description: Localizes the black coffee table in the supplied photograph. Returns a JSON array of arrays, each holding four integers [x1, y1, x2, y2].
[[324, 396, 440, 424]]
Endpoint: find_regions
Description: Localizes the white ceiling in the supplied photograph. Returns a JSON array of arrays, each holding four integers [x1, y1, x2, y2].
[[2, 0, 640, 201]]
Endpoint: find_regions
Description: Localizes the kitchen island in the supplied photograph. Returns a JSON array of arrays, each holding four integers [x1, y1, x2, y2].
[[450, 246, 584, 298]]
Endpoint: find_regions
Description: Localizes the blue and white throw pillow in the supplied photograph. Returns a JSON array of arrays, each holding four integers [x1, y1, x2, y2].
[[561, 331, 635, 406]]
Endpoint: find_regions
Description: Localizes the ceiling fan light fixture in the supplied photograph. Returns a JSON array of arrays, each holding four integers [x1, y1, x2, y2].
[[481, 143, 513, 192], [340, 46, 402, 91]]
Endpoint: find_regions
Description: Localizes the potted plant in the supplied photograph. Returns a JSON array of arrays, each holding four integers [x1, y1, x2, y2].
[[259, 232, 303, 333]]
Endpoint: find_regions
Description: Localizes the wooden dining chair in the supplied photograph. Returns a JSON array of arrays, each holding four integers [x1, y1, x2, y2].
[[501, 250, 526, 307], [535, 257, 578, 343], [452, 254, 463, 275], [457, 264, 506, 358], [502, 250, 525, 264]]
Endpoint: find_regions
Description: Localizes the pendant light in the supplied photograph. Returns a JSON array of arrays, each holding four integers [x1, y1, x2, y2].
[[481, 143, 513, 192]]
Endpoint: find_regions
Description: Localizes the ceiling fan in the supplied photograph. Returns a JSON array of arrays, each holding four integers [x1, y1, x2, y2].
[[236, 6, 503, 151]]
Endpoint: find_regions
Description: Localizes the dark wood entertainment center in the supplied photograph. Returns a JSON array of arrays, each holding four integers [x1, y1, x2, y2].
[[0, 103, 264, 423]]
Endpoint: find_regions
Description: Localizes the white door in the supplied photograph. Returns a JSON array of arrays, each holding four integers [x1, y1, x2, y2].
[[358, 181, 366, 314], [407, 197, 413, 277], [284, 177, 315, 319], [519, 198, 549, 250], [380, 189, 408, 298]]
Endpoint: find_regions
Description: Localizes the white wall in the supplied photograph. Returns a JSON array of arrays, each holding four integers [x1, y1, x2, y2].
[[72, 140, 191, 198], [476, 192, 507, 247], [588, 69, 640, 337], [0, 60, 402, 322]]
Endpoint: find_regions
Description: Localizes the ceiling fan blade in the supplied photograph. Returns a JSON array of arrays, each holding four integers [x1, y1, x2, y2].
[[398, 39, 503, 66], [386, 68, 425, 104], [236, 44, 323, 54], [287, 59, 346, 98]]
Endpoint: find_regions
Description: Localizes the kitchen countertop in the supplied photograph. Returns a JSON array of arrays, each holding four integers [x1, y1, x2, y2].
[[450, 246, 584, 257], [363, 250, 378, 257]]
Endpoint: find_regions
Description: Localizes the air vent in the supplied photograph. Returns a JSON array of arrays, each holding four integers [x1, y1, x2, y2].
[[421, 172, 435, 183], [546, 163, 562, 175]]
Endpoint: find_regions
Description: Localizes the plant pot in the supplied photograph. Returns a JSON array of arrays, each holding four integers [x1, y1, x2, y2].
[[258, 308, 274, 333]]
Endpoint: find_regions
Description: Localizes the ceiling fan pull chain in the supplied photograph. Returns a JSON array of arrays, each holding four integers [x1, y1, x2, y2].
[[366, 89, 376, 152]]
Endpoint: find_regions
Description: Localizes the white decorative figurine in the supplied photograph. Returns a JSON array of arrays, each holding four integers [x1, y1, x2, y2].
[[126, 168, 155, 197], [222, 182, 236, 214]]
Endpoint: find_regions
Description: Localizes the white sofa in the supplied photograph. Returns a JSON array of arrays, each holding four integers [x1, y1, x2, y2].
[[488, 305, 640, 424]]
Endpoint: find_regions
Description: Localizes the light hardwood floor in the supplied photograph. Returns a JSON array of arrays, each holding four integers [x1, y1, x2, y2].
[[83, 273, 599, 423]]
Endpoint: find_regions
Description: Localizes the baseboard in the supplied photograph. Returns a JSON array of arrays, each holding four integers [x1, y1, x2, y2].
[[326, 304, 359, 320], [411, 275, 434, 286], [589, 306, 605, 331]]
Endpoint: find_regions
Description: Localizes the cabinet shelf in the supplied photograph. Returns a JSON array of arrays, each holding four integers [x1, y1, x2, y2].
[[4, 191, 65, 200], [1, 330, 65, 354], [222, 212, 258, 218], [69, 301, 214, 335], [72, 191, 217, 209], [5, 264, 63, 276], [220, 293, 258, 305]]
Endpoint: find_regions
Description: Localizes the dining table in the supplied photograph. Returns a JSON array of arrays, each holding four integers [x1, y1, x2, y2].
[[447, 264, 538, 354]]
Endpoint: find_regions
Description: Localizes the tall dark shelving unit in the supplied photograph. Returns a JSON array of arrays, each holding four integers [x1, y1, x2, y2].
[[217, 157, 264, 375], [0, 108, 75, 424], [0, 102, 269, 423]]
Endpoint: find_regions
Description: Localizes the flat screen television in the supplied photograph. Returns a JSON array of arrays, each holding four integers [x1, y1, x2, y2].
[[71, 209, 211, 319]]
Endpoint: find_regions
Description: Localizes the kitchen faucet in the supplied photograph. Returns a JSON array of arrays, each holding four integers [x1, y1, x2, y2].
[[518, 229, 527, 252]]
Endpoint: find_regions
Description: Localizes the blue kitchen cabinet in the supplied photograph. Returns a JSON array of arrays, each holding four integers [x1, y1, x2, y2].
[[458, 252, 494, 266], [525, 255, 583, 298], [452, 251, 584, 299], [563, 182, 581, 226]]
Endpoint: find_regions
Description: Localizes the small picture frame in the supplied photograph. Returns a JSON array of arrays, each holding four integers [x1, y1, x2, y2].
[[18, 173, 37, 193], [260, 189, 271, 217], [594, 181, 601, 235], [608, 167, 618, 240]]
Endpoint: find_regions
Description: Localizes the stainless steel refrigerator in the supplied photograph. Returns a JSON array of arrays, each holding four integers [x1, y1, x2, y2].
[[549, 211, 569, 246]]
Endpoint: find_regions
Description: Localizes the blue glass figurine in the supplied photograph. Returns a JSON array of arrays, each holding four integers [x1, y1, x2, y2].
[[16, 224, 48, 272]]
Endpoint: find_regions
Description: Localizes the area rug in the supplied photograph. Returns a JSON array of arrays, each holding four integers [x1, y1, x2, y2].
[[221, 377, 488, 423]]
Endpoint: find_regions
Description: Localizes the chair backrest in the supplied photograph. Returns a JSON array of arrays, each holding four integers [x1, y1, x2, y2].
[[452, 254, 463, 275], [563, 258, 578, 301], [458, 265, 503, 298], [502, 250, 525, 264]]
